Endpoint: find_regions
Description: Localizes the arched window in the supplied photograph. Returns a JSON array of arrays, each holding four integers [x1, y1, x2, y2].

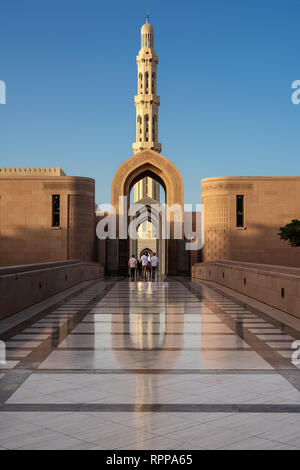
[[153, 115, 157, 141], [152, 73, 156, 94], [144, 115, 149, 141], [145, 72, 149, 94], [139, 73, 143, 91], [137, 115, 142, 138]]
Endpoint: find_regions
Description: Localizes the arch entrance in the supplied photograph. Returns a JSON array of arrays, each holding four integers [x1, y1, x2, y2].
[[108, 149, 187, 276], [129, 195, 166, 274], [140, 248, 154, 258]]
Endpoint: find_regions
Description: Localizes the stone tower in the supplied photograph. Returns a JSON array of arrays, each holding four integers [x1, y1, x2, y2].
[[132, 14, 161, 154], [133, 15, 161, 203]]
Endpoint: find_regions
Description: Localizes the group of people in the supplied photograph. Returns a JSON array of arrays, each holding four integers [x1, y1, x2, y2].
[[128, 252, 159, 281]]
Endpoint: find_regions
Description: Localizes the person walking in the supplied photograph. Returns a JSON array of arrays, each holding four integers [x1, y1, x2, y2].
[[140, 253, 149, 279], [150, 253, 159, 280], [137, 259, 142, 279], [128, 255, 137, 281], [146, 257, 151, 280]]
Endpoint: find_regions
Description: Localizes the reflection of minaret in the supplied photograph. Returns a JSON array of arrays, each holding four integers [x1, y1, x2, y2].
[[111, 281, 184, 405], [133, 14, 161, 205]]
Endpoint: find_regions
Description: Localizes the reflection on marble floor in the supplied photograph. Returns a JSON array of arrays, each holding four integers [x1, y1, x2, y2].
[[0, 277, 300, 449]]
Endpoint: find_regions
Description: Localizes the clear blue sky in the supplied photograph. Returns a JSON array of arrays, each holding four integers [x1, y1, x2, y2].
[[1, 0, 300, 205]]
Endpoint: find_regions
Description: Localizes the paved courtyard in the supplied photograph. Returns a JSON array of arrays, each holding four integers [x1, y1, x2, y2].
[[0, 277, 300, 450]]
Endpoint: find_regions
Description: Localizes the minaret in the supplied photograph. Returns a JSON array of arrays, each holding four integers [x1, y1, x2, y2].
[[132, 15, 161, 154], [133, 15, 160, 255]]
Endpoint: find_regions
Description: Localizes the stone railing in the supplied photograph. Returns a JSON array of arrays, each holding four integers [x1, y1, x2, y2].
[[192, 260, 300, 318], [0, 260, 104, 319]]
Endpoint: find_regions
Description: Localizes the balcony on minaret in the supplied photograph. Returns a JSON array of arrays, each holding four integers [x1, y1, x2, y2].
[[134, 95, 160, 105], [136, 52, 158, 63], [132, 141, 162, 154]]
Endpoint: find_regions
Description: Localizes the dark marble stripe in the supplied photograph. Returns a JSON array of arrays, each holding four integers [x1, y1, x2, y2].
[[55, 347, 252, 352], [62, 332, 237, 336], [31, 312, 221, 315], [5, 357, 27, 361], [45, 320, 226, 324], [1, 403, 300, 413], [16, 368, 285, 374]]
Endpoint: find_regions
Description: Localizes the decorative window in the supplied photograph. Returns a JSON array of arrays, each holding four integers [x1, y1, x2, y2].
[[153, 115, 157, 141], [145, 114, 149, 141], [236, 195, 244, 227], [152, 73, 155, 93], [52, 194, 60, 227]]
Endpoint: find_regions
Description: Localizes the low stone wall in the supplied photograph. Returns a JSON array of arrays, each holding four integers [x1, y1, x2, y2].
[[0, 260, 104, 319], [192, 260, 300, 319]]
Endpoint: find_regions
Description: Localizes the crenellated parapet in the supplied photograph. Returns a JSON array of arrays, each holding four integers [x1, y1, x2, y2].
[[0, 167, 66, 176]]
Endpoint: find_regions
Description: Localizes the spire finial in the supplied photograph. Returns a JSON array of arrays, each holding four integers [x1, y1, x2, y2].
[[146, 9, 149, 23]]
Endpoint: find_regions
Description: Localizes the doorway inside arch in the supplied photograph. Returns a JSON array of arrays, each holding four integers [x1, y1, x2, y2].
[[129, 175, 166, 275], [140, 248, 154, 258]]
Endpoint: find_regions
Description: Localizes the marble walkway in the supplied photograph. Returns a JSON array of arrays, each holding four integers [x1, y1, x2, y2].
[[0, 276, 300, 450]]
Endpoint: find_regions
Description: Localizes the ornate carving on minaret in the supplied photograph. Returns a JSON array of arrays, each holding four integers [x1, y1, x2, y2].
[[132, 15, 162, 154]]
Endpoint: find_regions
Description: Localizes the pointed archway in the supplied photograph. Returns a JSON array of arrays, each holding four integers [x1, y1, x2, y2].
[[109, 149, 186, 275], [112, 149, 184, 208]]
